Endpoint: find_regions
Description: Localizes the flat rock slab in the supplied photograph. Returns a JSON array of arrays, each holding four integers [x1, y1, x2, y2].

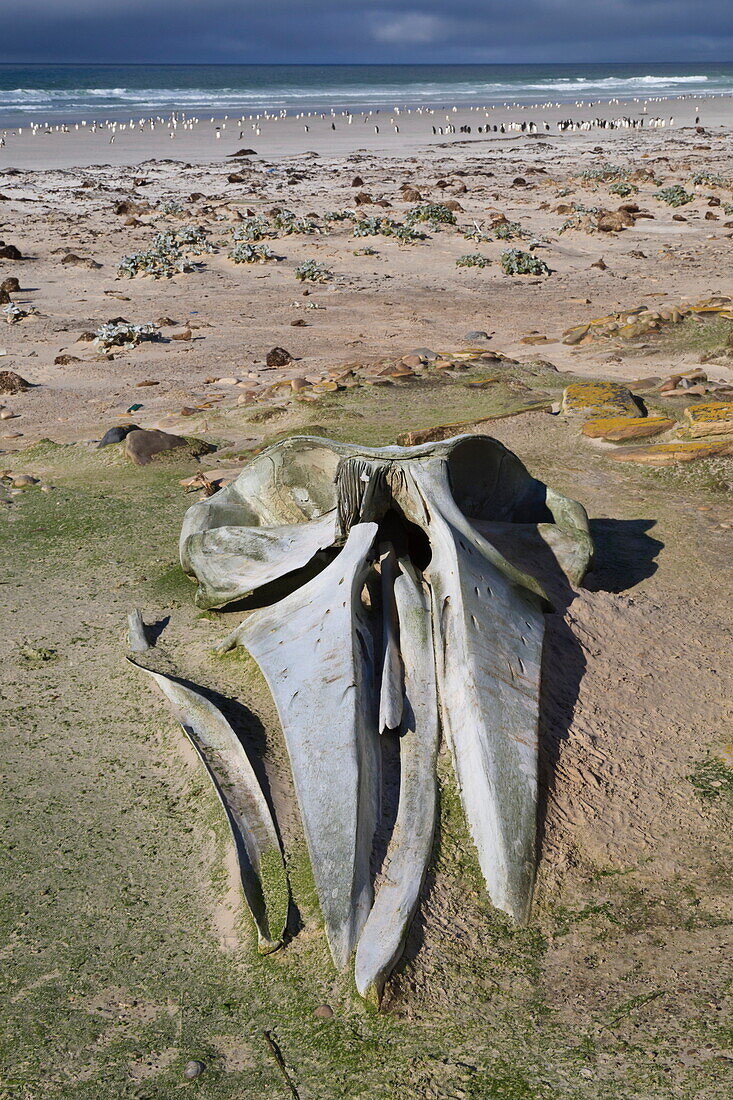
[[582, 415, 673, 441], [683, 401, 733, 438], [609, 440, 733, 465], [562, 381, 642, 418]]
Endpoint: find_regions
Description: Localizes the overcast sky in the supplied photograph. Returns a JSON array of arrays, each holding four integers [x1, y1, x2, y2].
[[1, 0, 731, 65]]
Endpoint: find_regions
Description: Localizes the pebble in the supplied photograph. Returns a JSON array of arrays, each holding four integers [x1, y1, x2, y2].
[[0, 409, 18, 420], [183, 1060, 205, 1080], [12, 474, 39, 488], [464, 330, 489, 340], [314, 1004, 334, 1019]]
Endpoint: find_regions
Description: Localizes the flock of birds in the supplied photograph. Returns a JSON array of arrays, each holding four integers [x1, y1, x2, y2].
[[0, 94, 713, 150]]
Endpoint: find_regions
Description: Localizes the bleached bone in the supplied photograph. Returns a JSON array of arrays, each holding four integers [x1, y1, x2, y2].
[[217, 523, 381, 969], [177, 434, 593, 995], [354, 557, 438, 1002], [128, 655, 288, 953]]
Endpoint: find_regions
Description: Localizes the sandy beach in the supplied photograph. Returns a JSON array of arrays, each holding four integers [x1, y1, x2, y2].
[[2, 86, 733, 1097]]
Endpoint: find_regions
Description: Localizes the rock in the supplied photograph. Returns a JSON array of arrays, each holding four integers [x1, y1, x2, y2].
[[0, 289, 10, 305], [591, 258, 607, 270], [291, 377, 311, 392], [170, 328, 192, 341], [124, 428, 190, 465], [443, 200, 463, 212], [183, 1060, 205, 1080], [351, 176, 364, 188], [409, 348, 437, 361], [314, 1004, 334, 1019], [291, 318, 307, 327], [562, 381, 643, 418], [98, 424, 140, 448], [266, 347, 293, 368], [682, 401, 733, 438], [609, 440, 733, 465], [0, 408, 18, 420], [354, 192, 373, 205], [156, 316, 177, 327], [465, 331, 489, 341], [520, 335, 550, 345], [1, 277, 20, 293], [12, 474, 39, 487], [582, 415, 673, 441], [401, 188, 422, 202], [54, 354, 81, 365], [61, 253, 101, 269], [596, 211, 633, 232], [400, 355, 423, 369], [0, 244, 22, 260], [0, 370, 31, 394], [562, 325, 590, 346]]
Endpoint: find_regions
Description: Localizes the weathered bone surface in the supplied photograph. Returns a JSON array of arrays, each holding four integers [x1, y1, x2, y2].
[[126, 616, 288, 953], [177, 434, 593, 998]]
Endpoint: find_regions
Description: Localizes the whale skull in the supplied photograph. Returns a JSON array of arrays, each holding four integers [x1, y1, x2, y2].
[[178, 434, 593, 1001]]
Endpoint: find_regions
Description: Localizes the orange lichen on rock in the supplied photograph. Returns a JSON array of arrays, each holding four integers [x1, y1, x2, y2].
[[608, 439, 733, 465], [582, 415, 673, 441], [562, 381, 642, 418], [682, 402, 733, 438]]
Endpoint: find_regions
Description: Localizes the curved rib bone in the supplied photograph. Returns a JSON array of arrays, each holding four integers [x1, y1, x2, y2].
[[129, 658, 288, 952], [354, 557, 438, 1002], [217, 522, 381, 969]]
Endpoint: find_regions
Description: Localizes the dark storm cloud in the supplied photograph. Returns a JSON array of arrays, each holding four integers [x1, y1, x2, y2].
[[1, 0, 732, 63]]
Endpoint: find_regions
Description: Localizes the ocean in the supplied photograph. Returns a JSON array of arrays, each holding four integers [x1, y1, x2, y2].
[[1, 62, 732, 127]]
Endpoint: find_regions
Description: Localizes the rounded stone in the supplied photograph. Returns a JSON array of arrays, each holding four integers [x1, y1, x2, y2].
[[183, 1059, 205, 1080], [465, 330, 489, 341], [314, 1004, 334, 1019]]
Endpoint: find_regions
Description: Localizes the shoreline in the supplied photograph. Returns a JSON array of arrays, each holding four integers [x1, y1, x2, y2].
[[1, 91, 732, 170]]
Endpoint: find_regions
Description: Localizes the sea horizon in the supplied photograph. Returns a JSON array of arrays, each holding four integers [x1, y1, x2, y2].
[[1, 60, 732, 127]]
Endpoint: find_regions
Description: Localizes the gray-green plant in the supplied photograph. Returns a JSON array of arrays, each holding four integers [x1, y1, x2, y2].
[[229, 242, 276, 264], [495, 221, 525, 240], [609, 181, 639, 197], [656, 185, 694, 207], [294, 260, 332, 282], [405, 202, 457, 227], [456, 253, 491, 268], [94, 321, 159, 351], [500, 249, 551, 276]]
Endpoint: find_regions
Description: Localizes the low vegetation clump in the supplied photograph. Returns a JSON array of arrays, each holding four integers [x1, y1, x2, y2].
[[352, 215, 397, 237], [609, 180, 639, 197], [690, 171, 728, 188], [689, 754, 733, 802], [158, 199, 184, 215], [405, 202, 457, 227], [229, 242, 276, 264], [579, 163, 630, 183], [656, 185, 694, 207], [352, 216, 424, 243], [232, 216, 274, 242], [495, 221, 525, 240], [118, 227, 211, 278], [500, 249, 551, 275], [463, 224, 491, 243], [272, 209, 322, 235], [294, 260, 332, 282], [94, 321, 159, 351], [324, 209, 356, 222], [723, 202, 733, 216], [456, 253, 491, 268]]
